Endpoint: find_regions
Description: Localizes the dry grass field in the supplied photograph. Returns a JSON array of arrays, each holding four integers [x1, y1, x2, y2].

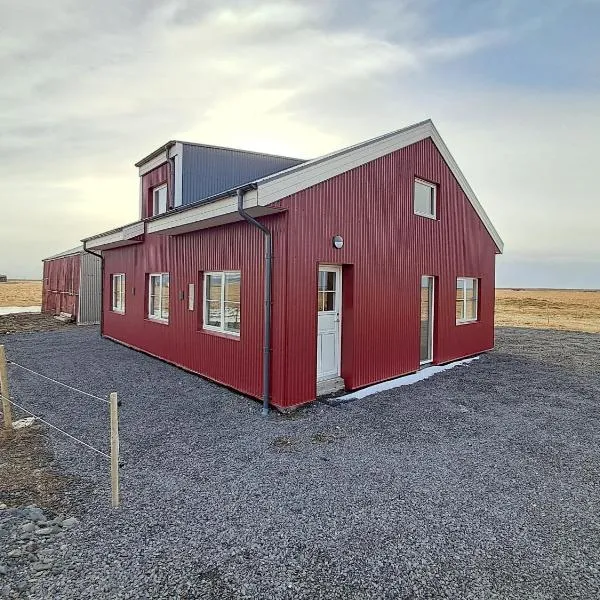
[[495, 289, 600, 334], [0, 281, 597, 333], [0, 280, 42, 307]]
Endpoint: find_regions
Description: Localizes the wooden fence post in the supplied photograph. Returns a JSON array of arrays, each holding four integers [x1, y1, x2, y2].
[[0, 345, 12, 430], [109, 392, 120, 508]]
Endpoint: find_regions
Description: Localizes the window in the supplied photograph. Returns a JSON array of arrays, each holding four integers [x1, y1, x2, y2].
[[148, 273, 169, 322], [414, 178, 436, 218], [111, 274, 125, 313], [203, 271, 241, 335], [153, 184, 168, 216], [456, 278, 478, 323]]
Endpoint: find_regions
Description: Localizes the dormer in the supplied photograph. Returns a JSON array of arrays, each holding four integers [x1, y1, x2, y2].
[[135, 141, 304, 221]]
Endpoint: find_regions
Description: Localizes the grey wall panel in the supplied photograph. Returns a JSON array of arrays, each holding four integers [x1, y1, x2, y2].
[[181, 145, 304, 205], [78, 252, 102, 325]]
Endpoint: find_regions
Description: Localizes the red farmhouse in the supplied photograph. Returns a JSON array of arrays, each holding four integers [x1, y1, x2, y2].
[[83, 120, 503, 411]]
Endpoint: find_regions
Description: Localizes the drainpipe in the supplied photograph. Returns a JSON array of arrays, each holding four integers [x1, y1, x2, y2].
[[237, 187, 271, 416], [83, 242, 104, 336]]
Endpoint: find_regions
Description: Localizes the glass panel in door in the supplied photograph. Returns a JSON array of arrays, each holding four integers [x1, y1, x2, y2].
[[420, 276, 434, 363]]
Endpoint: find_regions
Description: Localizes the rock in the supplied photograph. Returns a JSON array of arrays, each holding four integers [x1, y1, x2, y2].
[[32, 562, 52, 572], [7, 549, 22, 558], [0, 565, 6, 576], [61, 517, 79, 529], [35, 526, 60, 536], [0, 504, 6, 510], [20, 522, 36, 533], [23, 507, 45, 522]]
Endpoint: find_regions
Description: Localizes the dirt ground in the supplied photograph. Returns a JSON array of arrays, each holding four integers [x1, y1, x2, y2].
[[0, 280, 42, 307], [495, 288, 600, 334], [0, 424, 71, 511], [0, 313, 76, 334]]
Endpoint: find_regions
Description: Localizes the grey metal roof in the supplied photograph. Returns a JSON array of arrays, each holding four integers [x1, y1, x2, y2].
[[43, 245, 84, 261], [180, 143, 305, 206]]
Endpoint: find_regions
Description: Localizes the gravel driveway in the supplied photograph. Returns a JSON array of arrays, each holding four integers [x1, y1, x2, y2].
[[1, 327, 599, 599]]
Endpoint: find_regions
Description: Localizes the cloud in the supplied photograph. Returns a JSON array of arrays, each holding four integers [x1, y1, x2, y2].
[[0, 0, 598, 288]]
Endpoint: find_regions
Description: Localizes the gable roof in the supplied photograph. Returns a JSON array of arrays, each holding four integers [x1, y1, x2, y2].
[[253, 119, 503, 252], [43, 245, 83, 261], [84, 119, 503, 254]]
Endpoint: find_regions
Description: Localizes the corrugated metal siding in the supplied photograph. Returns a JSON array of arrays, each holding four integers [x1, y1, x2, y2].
[[141, 163, 169, 219], [78, 252, 102, 325], [275, 137, 496, 407], [41, 254, 81, 317], [101, 217, 288, 400], [181, 145, 303, 205], [103, 137, 496, 409]]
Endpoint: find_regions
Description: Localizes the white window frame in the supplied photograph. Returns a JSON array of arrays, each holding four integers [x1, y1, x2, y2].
[[203, 271, 241, 337], [456, 277, 479, 324], [148, 272, 169, 323], [111, 273, 125, 313], [153, 184, 168, 216], [414, 178, 437, 219]]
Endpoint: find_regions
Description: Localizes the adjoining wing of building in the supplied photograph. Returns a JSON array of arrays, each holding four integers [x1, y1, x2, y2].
[[80, 119, 503, 410]]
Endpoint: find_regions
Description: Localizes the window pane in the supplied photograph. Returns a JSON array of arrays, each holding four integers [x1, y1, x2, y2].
[[206, 300, 221, 327], [160, 274, 169, 320], [414, 181, 434, 216], [154, 186, 167, 215], [318, 271, 327, 291], [207, 274, 222, 301], [225, 272, 240, 302], [224, 302, 240, 332], [456, 300, 465, 321], [319, 291, 335, 311], [150, 276, 161, 317], [466, 299, 477, 321]]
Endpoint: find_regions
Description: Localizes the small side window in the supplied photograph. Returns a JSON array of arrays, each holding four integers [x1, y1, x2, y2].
[[414, 178, 436, 219], [456, 278, 479, 324], [148, 273, 169, 322], [203, 271, 241, 336], [153, 184, 168, 216], [111, 274, 125, 313]]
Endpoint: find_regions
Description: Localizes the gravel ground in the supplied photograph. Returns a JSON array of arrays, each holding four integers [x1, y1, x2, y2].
[[1, 326, 599, 599]]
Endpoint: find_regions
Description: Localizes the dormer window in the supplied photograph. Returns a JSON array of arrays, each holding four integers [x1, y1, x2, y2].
[[153, 184, 168, 216]]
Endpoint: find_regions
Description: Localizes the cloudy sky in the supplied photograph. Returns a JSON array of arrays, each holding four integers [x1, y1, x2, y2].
[[2, 0, 599, 287]]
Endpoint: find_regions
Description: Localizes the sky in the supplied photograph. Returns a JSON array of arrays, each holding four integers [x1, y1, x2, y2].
[[1, 0, 599, 288]]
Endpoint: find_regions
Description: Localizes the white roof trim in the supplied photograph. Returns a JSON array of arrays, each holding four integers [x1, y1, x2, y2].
[[255, 119, 504, 253], [84, 221, 144, 250], [147, 189, 258, 234]]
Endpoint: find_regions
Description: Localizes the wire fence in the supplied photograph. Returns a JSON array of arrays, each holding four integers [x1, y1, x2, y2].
[[0, 344, 121, 507], [0, 393, 110, 459], [7, 359, 110, 404]]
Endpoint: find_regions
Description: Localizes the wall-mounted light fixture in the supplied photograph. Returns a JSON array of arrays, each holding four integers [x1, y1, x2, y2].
[[332, 235, 344, 249]]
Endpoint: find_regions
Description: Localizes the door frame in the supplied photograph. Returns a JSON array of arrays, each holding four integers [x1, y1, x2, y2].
[[420, 275, 435, 366], [317, 264, 343, 382]]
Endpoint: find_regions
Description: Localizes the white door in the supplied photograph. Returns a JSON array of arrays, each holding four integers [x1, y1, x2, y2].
[[317, 266, 342, 381]]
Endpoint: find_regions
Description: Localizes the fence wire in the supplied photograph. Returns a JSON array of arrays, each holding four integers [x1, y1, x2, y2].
[[1, 393, 110, 459], [7, 360, 109, 404]]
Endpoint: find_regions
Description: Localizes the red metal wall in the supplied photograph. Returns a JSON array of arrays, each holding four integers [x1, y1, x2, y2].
[[102, 137, 497, 409], [102, 217, 288, 400], [141, 164, 169, 219], [274, 137, 496, 407], [42, 254, 81, 317]]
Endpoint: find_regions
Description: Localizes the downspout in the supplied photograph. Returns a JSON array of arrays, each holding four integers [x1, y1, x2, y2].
[[83, 242, 104, 336], [237, 187, 271, 416]]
